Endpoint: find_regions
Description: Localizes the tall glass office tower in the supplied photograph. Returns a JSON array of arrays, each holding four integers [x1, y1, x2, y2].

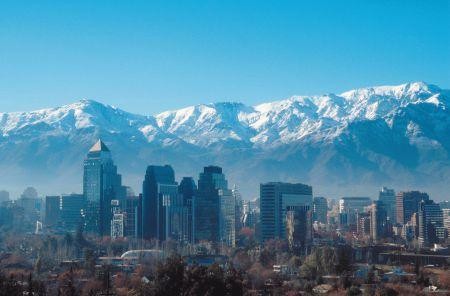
[[142, 165, 179, 241], [260, 182, 313, 242], [194, 166, 235, 246], [179, 177, 197, 244], [83, 140, 125, 236], [378, 187, 396, 223]]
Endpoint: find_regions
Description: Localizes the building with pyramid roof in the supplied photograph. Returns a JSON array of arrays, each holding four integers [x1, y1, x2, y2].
[[89, 139, 110, 153], [83, 139, 126, 236]]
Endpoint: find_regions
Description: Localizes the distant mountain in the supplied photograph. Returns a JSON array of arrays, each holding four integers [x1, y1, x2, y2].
[[1, 82, 449, 200]]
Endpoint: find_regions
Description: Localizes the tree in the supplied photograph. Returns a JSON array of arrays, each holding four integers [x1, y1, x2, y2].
[[224, 267, 244, 296], [232, 250, 252, 271], [58, 270, 77, 296], [0, 274, 22, 296], [336, 246, 353, 274], [376, 286, 399, 296], [63, 233, 74, 259], [83, 248, 96, 276], [438, 271, 450, 289], [365, 265, 375, 284], [153, 255, 185, 296], [347, 286, 362, 296], [34, 254, 43, 274]]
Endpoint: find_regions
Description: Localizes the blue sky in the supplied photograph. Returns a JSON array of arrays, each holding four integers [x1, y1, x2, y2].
[[0, 0, 449, 114]]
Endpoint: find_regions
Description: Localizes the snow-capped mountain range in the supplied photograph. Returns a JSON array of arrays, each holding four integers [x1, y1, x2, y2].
[[1, 82, 449, 199]]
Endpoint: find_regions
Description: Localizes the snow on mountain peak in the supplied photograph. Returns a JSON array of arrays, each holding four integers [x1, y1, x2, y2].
[[0, 82, 447, 147]]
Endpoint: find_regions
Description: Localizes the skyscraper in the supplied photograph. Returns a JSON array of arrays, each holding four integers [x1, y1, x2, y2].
[[356, 212, 371, 237], [194, 166, 235, 246], [142, 165, 179, 241], [396, 191, 429, 225], [338, 197, 371, 230], [313, 196, 328, 224], [418, 200, 445, 247], [178, 177, 197, 244], [233, 185, 244, 235], [83, 140, 125, 236], [443, 208, 450, 236], [124, 195, 141, 238], [286, 205, 312, 253], [260, 182, 313, 242], [378, 187, 396, 223], [370, 201, 388, 241], [111, 200, 124, 239], [45, 195, 61, 229], [60, 194, 86, 232]]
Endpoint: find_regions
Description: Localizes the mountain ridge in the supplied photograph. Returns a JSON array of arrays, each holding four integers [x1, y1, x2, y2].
[[1, 81, 449, 200]]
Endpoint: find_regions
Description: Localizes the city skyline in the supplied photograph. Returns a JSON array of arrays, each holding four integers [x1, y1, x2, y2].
[[1, 133, 449, 295], [0, 2, 449, 294]]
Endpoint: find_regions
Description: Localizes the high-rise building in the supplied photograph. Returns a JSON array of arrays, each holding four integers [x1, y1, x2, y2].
[[60, 194, 86, 232], [178, 177, 197, 243], [124, 195, 141, 238], [402, 222, 416, 241], [339, 197, 372, 214], [17, 196, 42, 228], [286, 205, 312, 253], [219, 187, 235, 247], [396, 191, 429, 225], [440, 201, 450, 210], [313, 196, 328, 224], [111, 200, 124, 239], [370, 201, 388, 241], [45, 195, 61, 229], [378, 187, 396, 223], [142, 165, 179, 241], [83, 140, 125, 236], [339, 197, 371, 230], [233, 185, 244, 235], [443, 208, 450, 236], [418, 200, 445, 247], [242, 199, 260, 230], [356, 212, 371, 236], [0, 201, 25, 230], [260, 182, 313, 242], [194, 166, 235, 246]]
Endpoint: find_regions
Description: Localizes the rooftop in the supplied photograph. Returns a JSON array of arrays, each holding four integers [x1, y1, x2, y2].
[[89, 139, 110, 152]]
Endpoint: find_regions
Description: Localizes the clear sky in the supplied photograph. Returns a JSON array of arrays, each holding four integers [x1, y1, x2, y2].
[[0, 0, 449, 114]]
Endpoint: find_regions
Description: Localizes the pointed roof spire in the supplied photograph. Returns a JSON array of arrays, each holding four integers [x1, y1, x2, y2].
[[89, 139, 110, 152]]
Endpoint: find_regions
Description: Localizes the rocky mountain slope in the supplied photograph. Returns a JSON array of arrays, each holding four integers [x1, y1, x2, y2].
[[1, 82, 449, 199]]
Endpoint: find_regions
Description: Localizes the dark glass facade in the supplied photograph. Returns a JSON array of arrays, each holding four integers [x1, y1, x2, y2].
[[194, 166, 235, 246], [260, 182, 312, 242], [179, 177, 197, 243], [396, 191, 429, 225], [142, 165, 177, 240], [83, 140, 125, 236]]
